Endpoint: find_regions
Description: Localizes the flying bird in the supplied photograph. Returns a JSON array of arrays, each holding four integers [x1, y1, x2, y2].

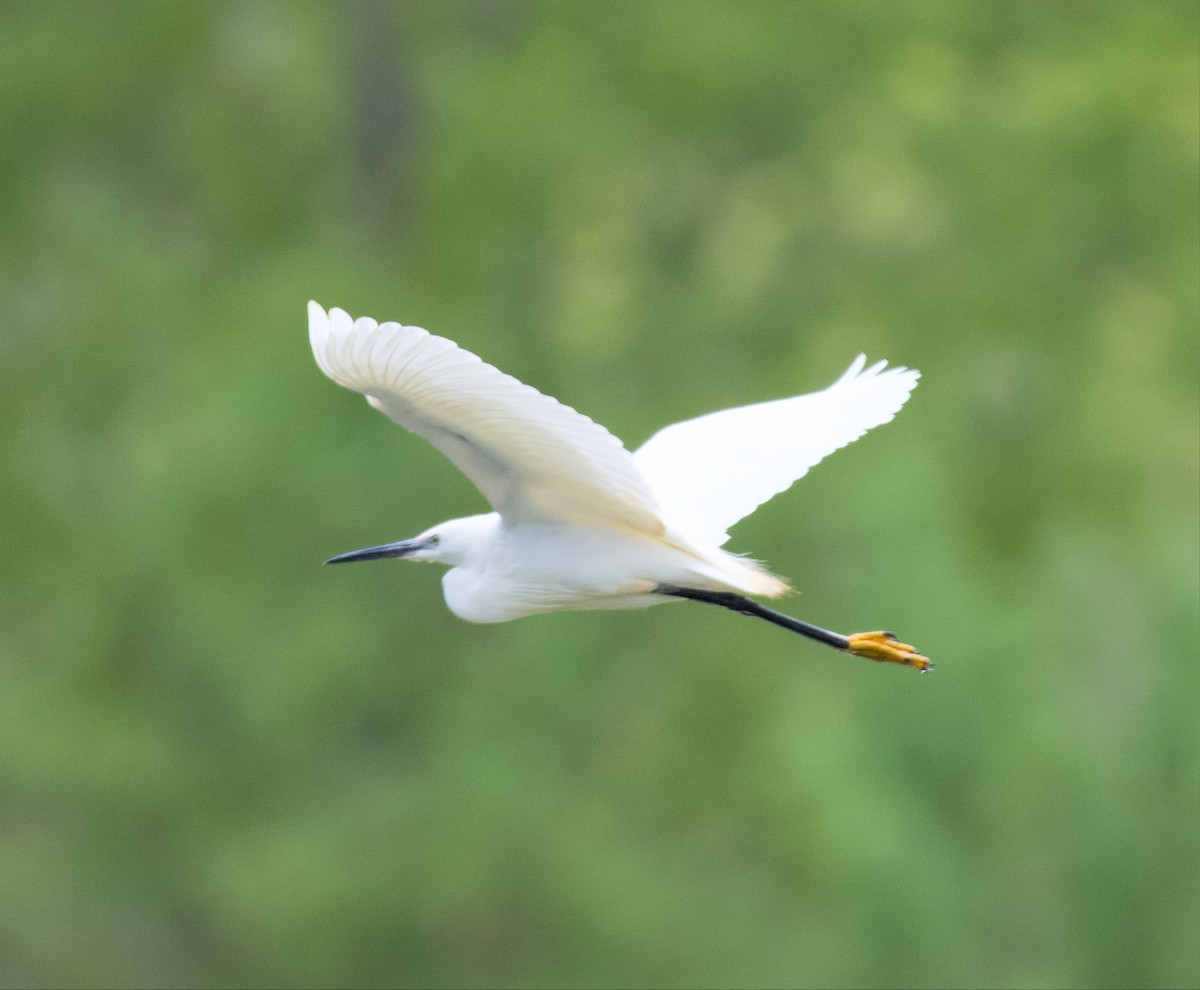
[[309, 302, 930, 671]]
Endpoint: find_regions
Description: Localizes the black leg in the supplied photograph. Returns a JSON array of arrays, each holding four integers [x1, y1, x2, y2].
[[655, 584, 850, 650], [656, 585, 932, 670]]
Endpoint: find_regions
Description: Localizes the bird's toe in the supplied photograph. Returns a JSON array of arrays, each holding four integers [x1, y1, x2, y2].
[[845, 631, 932, 672]]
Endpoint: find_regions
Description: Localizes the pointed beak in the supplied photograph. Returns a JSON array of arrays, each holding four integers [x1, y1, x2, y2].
[[324, 538, 429, 565]]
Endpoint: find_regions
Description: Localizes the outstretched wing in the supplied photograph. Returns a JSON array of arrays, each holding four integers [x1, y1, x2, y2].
[[309, 302, 664, 534], [633, 355, 920, 546]]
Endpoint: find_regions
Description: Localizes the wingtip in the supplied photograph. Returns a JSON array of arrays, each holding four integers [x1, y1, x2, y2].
[[841, 354, 922, 391], [308, 301, 335, 376], [308, 301, 329, 337]]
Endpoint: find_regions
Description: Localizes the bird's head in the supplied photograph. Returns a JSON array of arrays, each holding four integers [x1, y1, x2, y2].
[[324, 513, 494, 568]]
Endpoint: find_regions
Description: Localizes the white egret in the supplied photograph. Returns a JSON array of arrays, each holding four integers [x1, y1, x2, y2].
[[309, 302, 930, 671]]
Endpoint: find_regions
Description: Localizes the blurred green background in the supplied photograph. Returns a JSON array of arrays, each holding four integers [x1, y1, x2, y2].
[[2, 2, 1197, 987]]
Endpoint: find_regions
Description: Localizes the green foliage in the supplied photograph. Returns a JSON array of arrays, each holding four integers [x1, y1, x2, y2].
[[1, 2, 1196, 987]]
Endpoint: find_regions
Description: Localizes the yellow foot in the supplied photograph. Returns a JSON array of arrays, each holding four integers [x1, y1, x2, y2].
[[846, 631, 932, 672]]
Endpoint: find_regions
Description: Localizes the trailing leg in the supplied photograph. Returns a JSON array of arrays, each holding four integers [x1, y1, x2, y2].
[[655, 585, 931, 672]]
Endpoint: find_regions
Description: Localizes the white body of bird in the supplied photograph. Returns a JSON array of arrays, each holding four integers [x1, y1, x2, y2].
[[309, 302, 930, 669], [410, 514, 778, 624]]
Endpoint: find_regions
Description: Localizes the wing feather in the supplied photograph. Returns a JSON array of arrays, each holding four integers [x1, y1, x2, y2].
[[633, 355, 919, 546], [309, 302, 664, 534]]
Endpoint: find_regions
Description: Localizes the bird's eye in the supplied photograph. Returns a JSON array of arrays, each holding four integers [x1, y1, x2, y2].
[[426, 534, 439, 546]]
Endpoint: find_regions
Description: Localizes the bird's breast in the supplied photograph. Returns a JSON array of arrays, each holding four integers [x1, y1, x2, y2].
[[440, 566, 519, 624]]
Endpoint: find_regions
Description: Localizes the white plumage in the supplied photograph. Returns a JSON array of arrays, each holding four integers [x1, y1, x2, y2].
[[633, 353, 921, 547], [309, 302, 930, 670]]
